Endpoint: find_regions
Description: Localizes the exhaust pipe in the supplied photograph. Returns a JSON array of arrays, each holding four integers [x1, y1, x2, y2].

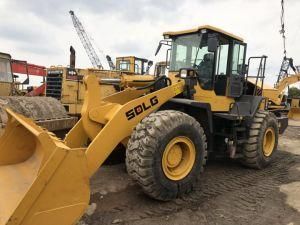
[[70, 46, 76, 69]]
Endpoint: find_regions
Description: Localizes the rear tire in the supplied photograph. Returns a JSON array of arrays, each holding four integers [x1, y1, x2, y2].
[[243, 110, 279, 169], [126, 110, 207, 201]]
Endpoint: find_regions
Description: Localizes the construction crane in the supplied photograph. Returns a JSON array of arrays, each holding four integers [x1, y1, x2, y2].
[[69, 10, 103, 69]]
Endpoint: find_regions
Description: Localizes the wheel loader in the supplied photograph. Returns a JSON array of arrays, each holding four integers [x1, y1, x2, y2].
[[0, 52, 77, 132], [0, 25, 287, 225], [46, 52, 155, 116]]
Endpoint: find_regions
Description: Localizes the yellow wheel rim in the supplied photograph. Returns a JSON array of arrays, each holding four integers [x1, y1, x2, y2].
[[263, 127, 275, 157], [162, 136, 196, 181]]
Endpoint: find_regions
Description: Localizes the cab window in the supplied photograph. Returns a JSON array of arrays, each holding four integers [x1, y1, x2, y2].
[[232, 43, 245, 75], [170, 33, 215, 90], [215, 43, 229, 75], [118, 60, 130, 71], [0, 58, 13, 83], [170, 33, 201, 71], [134, 59, 143, 74], [213, 38, 230, 96]]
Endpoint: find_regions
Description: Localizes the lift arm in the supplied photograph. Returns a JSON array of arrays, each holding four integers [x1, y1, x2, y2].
[[0, 75, 184, 225]]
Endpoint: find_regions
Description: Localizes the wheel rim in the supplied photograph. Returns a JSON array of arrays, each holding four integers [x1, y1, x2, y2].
[[162, 136, 196, 181], [263, 127, 275, 157]]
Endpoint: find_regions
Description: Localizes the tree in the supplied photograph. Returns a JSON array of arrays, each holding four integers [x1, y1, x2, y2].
[[288, 87, 300, 98]]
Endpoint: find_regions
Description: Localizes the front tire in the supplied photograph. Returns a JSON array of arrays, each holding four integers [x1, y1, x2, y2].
[[126, 110, 207, 201], [243, 110, 279, 169]]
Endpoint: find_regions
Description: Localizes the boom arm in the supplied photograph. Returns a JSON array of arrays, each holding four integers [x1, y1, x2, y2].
[[263, 72, 300, 106], [69, 10, 103, 69], [65, 75, 184, 175], [275, 72, 300, 94], [11, 60, 46, 77]]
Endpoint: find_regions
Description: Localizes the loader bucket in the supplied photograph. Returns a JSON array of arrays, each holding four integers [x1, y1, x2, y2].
[[0, 109, 90, 225], [288, 108, 300, 120], [288, 99, 300, 121]]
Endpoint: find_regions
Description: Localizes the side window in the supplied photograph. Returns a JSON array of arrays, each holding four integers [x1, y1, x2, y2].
[[118, 60, 130, 71], [134, 60, 142, 74], [0, 58, 13, 83], [215, 44, 229, 75], [231, 43, 245, 75], [175, 45, 187, 70]]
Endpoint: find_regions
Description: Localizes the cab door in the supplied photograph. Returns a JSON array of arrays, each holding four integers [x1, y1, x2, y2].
[[227, 42, 247, 98]]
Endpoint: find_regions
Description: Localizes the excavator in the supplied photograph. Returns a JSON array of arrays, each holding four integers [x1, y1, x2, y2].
[[0, 52, 77, 132], [246, 56, 300, 120], [0, 25, 288, 225]]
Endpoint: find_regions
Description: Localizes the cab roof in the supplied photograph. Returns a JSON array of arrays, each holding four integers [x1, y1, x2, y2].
[[163, 25, 244, 42], [0, 52, 12, 60], [116, 56, 148, 62]]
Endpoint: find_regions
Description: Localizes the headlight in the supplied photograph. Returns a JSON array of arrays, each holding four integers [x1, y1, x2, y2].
[[180, 69, 188, 78]]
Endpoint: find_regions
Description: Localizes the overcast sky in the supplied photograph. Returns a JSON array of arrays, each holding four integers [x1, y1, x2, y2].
[[1, 0, 300, 85]]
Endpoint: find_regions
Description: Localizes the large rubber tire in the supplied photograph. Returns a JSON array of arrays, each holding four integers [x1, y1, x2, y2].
[[126, 110, 207, 201], [243, 110, 279, 169]]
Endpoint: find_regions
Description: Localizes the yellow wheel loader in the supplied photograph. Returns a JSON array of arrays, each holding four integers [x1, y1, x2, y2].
[[0, 25, 287, 225], [0, 52, 77, 132], [46, 53, 155, 116]]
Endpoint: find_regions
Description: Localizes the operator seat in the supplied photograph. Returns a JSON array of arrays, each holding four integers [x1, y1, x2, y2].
[[198, 53, 214, 89]]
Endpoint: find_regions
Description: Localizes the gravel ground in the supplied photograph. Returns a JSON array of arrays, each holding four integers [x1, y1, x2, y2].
[[79, 121, 300, 225]]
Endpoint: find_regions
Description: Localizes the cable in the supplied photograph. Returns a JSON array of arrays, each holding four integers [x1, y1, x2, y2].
[[279, 0, 287, 58]]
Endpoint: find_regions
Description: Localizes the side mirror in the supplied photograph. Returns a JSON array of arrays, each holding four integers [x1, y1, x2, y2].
[[148, 60, 153, 67], [207, 37, 218, 52], [242, 64, 248, 75], [155, 43, 162, 56]]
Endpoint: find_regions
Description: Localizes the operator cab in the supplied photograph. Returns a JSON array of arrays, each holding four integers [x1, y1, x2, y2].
[[116, 56, 153, 75], [161, 25, 247, 98]]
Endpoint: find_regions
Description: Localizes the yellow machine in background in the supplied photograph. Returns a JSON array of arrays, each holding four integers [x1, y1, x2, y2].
[[116, 56, 153, 74], [0, 52, 77, 132], [46, 56, 155, 116], [262, 73, 300, 108], [0, 25, 288, 225], [288, 98, 300, 120], [0, 53, 13, 96], [247, 56, 300, 119]]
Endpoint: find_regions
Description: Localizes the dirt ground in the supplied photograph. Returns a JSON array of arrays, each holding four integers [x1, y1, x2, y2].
[[78, 120, 300, 225]]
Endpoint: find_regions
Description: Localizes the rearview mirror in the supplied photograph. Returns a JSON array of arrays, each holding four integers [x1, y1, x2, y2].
[[207, 37, 218, 52]]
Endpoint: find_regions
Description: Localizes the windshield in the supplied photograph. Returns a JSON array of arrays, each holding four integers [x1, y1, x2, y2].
[[169, 32, 217, 90], [169, 33, 203, 71], [0, 58, 13, 83], [118, 60, 130, 71]]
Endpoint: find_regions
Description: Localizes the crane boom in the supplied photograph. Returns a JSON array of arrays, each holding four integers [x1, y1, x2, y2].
[[69, 10, 103, 69]]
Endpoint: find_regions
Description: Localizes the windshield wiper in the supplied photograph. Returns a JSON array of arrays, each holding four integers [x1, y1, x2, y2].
[[192, 35, 203, 68]]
